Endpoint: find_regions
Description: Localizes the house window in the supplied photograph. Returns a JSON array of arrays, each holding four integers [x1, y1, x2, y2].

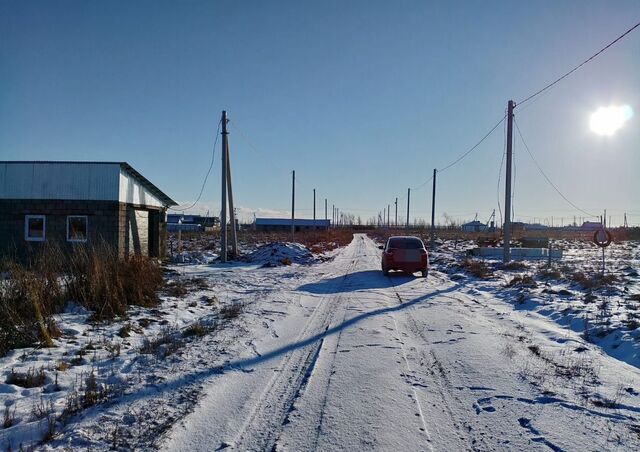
[[25, 215, 46, 241], [67, 216, 88, 242]]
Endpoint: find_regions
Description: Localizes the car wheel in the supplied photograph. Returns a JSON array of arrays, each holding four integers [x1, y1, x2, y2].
[[382, 266, 389, 276], [421, 269, 428, 278]]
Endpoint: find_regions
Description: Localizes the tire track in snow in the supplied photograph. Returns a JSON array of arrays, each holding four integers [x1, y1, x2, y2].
[[385, 270, 485, 451], [228, 243, 363, 451]]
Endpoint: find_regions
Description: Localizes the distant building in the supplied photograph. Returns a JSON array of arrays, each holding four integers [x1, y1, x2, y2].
[[167, 214, 219, 232], [580, 221, 603, 231], [255, 218, 330, 232], [461, 220, 487, 232], [523, 223, 549, 231], [0, 161, 176, 260]]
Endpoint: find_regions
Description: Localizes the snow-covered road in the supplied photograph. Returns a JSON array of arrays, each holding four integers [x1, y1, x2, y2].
[[163, 234, 640, 451]]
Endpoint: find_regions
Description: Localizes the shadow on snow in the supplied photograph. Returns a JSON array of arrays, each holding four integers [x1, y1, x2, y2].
[[297, 269, 420, 294]]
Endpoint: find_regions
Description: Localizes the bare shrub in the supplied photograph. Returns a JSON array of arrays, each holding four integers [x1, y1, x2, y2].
[[6, 367, 46, 388], [502, 261, 527, 271], [2, 405, 16, 429], [537, 266, 562, 280], [502, 342, 516, 359], [460, 258, 493, 278], [182, 321, 215, 338], [164, 280, 188, 298], [506, 275, 537, 288], [104, 340, 121, 359], [220, 303, 243, 320], [62, 370, 121, 420], [30, 397, 53, 421], [140, 326, 183, 359]]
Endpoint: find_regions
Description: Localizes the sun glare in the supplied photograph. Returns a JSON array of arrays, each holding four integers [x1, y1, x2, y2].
[[589, 105, 633, 136]]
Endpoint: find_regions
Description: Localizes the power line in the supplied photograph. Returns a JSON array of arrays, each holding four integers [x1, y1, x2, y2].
[[170, 119, 222, 212], [403, 114, 506, 200], [513, 119, 598, 218], [517, 20, 640, 106], [438, 114, 506, 173]]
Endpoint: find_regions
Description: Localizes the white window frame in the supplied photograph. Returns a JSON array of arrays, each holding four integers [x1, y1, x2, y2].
[[25, 215, 46, 242], [66, 215, 89, 243]]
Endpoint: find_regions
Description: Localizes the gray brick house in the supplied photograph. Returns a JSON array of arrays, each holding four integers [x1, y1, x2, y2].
[[0, 161, 176, 260]]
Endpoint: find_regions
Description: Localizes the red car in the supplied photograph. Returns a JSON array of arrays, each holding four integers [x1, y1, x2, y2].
[[379, 236, 429, 277]]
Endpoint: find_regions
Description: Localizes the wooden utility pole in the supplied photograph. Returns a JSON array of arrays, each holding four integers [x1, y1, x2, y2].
[[291, 170, 295, 241], [395, 198, 398, 227], [406, 188, 411, 230], [325, 198, 328, 221], [503, 100, 515, 263], [430, 168, 437, 249], [226, 134, 238, 256], [220, 111, 229, 262]]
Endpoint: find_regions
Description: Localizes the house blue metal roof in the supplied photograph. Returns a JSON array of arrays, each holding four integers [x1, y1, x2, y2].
[[255, 218, 331, 227]]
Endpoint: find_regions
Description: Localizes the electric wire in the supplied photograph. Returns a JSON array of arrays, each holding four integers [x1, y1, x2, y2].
[[399, 113, 506, 205], [513, 119, 598, 218], [517, 20, 640, 106], [170, 119, 222, 212], [437, 114, 507, 173]]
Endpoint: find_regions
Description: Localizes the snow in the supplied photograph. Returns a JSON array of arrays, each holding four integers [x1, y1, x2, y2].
[[245, 242, 318, 267], [1, 234, 639, 451]]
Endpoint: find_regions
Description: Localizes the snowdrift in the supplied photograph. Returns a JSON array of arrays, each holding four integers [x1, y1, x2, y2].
[[246, 242, 317, 267]]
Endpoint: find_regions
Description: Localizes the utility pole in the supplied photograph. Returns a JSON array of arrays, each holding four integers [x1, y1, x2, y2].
[[406, 188, 411, 230], [220, 111, 228, 262], [226, 129, 238, 256], [430, 168, 437, 249], [387, 204, 390, 228], [332, 204, 335, 227], [313, 188, 316, 224], [325, 198, 328, 221], [395, 198, 398, 228], [503, 100, 515, 263], [291, 170, 295, 241]]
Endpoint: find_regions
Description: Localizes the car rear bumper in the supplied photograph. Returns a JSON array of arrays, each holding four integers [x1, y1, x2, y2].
[[386, 263, 427, 272]]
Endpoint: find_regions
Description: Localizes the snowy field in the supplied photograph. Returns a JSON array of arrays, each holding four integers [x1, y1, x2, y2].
[[1, 234, 640, 451]]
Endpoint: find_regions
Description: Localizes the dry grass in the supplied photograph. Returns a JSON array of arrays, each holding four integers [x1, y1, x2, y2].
[[220, 303, 243, 320], [66, 244, 163, 320], [0, 243, 164, 356], [2, 405, 16, 429], [460, 258, 493, 279], [506, 274, 537, 288], [502, 261, 528, 271], [6, 367, 46, 388]]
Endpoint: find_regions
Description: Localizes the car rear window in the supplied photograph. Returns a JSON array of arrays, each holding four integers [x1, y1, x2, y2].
[[387, 237, 424, 249]]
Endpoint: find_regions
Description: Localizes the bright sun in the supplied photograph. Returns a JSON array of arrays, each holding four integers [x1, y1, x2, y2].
[[589, 105, 633, 136]]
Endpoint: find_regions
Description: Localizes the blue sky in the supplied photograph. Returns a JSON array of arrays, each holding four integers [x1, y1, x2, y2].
[[2, 1, 639, 225]]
